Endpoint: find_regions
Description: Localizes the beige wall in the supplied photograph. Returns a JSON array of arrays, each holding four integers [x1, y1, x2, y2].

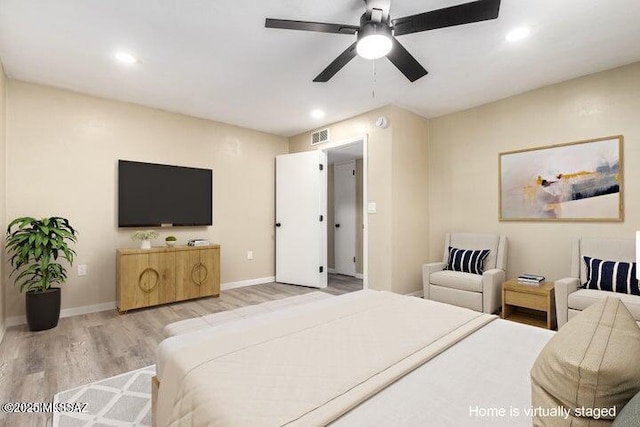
[[290, 105, 429, 293], [4, 80, 288, 319], [428, 62, 640, 282], [391, 109, 429, 295], [0, 62, 6, 334]]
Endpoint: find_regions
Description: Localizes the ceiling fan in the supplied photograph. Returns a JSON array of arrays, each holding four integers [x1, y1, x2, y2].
[[265, 0, 501, 82]]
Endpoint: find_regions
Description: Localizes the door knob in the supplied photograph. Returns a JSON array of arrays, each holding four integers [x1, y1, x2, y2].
[[275, 223, 281, 227], [335, 224, 340, 228]]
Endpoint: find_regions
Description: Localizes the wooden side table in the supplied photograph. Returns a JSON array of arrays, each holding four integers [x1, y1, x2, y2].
[[502, 278, 556, 330]]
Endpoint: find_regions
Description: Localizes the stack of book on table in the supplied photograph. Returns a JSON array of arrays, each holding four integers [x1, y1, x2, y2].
[[517, 273, 545, 286]]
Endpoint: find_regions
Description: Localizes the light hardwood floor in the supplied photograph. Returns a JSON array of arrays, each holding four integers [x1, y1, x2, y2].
[[0, 275, 362, 427]]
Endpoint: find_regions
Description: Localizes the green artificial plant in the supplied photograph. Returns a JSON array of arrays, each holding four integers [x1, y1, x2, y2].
[[6, 217, 78, 292], [131, 230, 159, 241]]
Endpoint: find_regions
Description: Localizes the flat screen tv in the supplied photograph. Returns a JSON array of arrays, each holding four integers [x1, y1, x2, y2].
[[118, 160, 212, 227]]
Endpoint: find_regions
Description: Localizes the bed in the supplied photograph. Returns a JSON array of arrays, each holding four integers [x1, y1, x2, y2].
[[154, 290, 554, 426]]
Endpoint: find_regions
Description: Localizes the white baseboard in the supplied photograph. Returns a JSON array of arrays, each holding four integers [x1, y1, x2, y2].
[[6, 301, 116, 327], [355, 273, 364, 279], [328, 268, 336, 274], [406, 290, 424, 298], [4, 277, 276, 327], [221, 276, 275, 291]]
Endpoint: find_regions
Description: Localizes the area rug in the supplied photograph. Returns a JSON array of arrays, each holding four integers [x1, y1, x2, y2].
[[53, 365, 156, 427]]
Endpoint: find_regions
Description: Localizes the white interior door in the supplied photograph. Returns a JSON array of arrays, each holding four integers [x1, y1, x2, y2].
[[276, 151, 327, 288], [334, 161, 356, 276]]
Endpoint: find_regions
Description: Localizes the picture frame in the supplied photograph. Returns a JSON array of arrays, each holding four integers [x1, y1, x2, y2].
[[499, 135, 623, 222]]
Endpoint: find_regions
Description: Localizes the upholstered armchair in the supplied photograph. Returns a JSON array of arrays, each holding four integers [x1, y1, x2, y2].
[[555, 237, 638, 328], [423, 233, 508, 314]]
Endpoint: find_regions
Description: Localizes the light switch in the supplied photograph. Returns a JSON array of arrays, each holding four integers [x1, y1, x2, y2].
[[78, 264, 87, 276], [367, 202, 377, 214], [247, 251, 253, 260]]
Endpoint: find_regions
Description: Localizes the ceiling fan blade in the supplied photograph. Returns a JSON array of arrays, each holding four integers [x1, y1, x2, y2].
[[392, 0, 501, 37], [386, 38, 428, 82], [313, 42, 358, 82], [265, 18, 359, 35]]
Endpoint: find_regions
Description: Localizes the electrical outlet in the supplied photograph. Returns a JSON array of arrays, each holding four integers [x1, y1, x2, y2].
[[77, 264, 87, 276], [247, 251, 253, 260]]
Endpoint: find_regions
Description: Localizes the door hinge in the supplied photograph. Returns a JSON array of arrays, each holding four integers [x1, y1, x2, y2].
[[319, 164, 324, 171], [319, 215, 323, 222], [353, 169, 355, 176], [353, 257, 356, 263], [319, 266, 324, 273]]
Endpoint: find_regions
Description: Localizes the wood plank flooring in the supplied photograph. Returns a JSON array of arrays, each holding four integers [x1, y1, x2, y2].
[[0, 275, 362, 427]]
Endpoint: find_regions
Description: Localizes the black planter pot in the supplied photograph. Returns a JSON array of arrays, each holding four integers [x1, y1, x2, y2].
[[25, 287, 61, 331]]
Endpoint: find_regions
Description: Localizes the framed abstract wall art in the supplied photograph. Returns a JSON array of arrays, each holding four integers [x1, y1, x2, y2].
[[499, 135, 623, 221]]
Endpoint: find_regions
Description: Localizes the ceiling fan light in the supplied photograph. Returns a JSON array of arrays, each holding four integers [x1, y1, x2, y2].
[[115, 51, 138, 64], [506, 27, 530, 42], [356, 34, 392, 60]]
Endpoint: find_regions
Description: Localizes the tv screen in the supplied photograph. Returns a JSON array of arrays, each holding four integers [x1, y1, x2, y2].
[[118, 160, 212, 227]]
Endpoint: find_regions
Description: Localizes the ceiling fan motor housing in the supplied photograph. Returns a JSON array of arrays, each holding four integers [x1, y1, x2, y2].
[[358, 13, 392, 42]]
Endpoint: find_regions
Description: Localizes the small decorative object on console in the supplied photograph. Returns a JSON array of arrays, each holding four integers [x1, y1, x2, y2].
[[165, 236, 177, 247], [188, 239, 210, 247], [131, 230, 159, 249]]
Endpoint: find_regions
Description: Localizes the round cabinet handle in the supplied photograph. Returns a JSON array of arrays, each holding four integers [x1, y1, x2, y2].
[[275, 223, 281, 227], [335, 224, 341, 228], [138, 268, 160, 293], [191, 262, 209, 286]]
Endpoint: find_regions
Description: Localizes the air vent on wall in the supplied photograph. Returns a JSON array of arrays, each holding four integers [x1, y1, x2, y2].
[[311, 128, 330, 145]]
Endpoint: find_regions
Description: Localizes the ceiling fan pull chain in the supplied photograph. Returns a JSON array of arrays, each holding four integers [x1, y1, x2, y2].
[[372, 59, 376, 99]]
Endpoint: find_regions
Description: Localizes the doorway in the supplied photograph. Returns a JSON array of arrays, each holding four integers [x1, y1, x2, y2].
[[320, 137, 367, 288], [273, 136, 367, 291]]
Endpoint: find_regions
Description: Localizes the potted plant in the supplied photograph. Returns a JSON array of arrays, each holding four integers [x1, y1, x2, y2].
[[5, 216, 78, 331], [165, 235, 177, 247], [131, 230, 159, 249]]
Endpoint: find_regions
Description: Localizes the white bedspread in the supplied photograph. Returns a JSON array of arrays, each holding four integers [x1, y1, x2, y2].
[[156, 290, 495, 426], [332, 319, 554, 426]]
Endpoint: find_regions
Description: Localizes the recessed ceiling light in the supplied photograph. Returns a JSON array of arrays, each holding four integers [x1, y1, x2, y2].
[[310, 109, 326, 119], [115, 51, 138, 64], [505, 27, 530, 42]]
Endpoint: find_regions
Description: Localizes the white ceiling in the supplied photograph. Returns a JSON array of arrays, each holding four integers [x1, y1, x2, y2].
[[1, 0, 639, 137]]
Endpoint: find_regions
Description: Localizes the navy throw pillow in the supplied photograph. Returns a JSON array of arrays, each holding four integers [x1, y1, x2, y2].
[[583, 256, 639, 295], [446, 247, 490, 275]]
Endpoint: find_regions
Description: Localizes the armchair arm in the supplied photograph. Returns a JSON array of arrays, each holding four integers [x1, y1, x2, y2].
[[423, 262, 446, 300], [482, 268, 505, 314], [555, 277, 580, 329]]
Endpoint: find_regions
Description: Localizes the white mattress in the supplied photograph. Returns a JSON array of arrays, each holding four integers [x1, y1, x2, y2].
[[332, 319, 554, 426]]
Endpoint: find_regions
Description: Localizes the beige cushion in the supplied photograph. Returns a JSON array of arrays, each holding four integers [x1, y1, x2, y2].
[[568, 289, 640, 320], [531, 297, 640, 426], [429, 284, 483, 312], [429, 270, 483, 293]]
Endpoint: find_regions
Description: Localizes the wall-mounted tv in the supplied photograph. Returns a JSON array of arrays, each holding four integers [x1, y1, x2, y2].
[[118, 160, 212, 227]]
